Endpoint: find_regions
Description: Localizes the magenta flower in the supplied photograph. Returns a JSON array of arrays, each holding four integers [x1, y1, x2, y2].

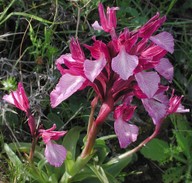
[[39, 124, 67, 167], [3, 82, 29, 113], [134, 85, 189, 125], [92, 3, 119, 35], [50, 38, 108, 108], [3, 82, 36, 135], [50, 3, 189, 150], [114, 103, 138, 148], [168, 90, 190, 114]]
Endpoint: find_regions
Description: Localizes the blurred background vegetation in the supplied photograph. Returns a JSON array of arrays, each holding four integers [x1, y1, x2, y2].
[[0, 0, 191, 182]]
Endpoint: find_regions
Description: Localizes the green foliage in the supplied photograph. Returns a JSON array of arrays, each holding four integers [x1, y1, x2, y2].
[[140, 138, 170, 163], [1, 77, 17, 92], [141, 114, 192, 183], [28, 24, 59, 66]]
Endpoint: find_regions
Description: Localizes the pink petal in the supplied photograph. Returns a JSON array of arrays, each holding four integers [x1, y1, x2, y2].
[[28, 115, 36, 136], [114, 117, 139, 148], [168, 93, 189, 114], [150, 32, 174, 53], [135, 71, 160, 98], [39, 124, 67, 144], [112, 47, 138, 80], [155, 58, 174, 82], [3, 94, 15, 105], [45, 141, 67, 167], [97, 3, 119, 32], [92, 21, 103, 31], [84, 56, 106, 82], [70, 38, 85, 62], [50, 74, 86, 108], [3, 82, 29, 113], [142, 98, 168, 125], [176, 104, 190, 113]]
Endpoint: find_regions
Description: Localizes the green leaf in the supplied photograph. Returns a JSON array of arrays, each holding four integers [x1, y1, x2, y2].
[[60, 155, 94, 182], [48, 174, 58, 183], [70, 166, 95, 182], [171, 114, 192, 159], [63, 126, 84, 160], [88, 164, 109, 183], [140, 138, 169, 162], [95, 139, 110, 164], [163, 166, 185, 183], [103, 154, 134, 177], [28, 165, 50, 183], [4, 143, 22, 167], [47, 113, 64, 129]]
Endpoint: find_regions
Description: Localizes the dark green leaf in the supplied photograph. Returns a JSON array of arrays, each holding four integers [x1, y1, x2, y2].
[[103, 154, 134, 177], [140, 138, 169, 162], [63, 126, 84, 160]]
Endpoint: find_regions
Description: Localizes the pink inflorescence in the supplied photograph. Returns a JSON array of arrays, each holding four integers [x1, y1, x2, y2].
[[49, 3, 189, 149]]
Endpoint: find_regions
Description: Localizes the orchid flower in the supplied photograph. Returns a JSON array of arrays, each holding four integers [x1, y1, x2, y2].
[[50, 3, 189, 154], [39, 124, 67, 167], [92, 2, 119, 38], [50, 38, 108, 108], [114, 103, 139, 148], [3, 82, 30, 114], [3, 82, 35, 135], [134, 85, 189, 126]]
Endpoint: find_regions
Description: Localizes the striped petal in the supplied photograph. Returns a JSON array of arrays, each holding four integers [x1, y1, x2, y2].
[[112, 47, 138, 80], [150, 32, 174, 53], [114, 117, 139, 148], [50, 74, 86, 108], [45, 141, 67, 167], [135, 71, 160, 98]]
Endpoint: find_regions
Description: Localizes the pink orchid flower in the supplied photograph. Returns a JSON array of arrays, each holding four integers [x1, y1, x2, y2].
[[39, 124, 67, 167], [168, 90, 190, 114], [114, 103, 138, 148], [135, 85, 189, 125], [50, 38, 108, 108], [50, 3, 189, 150], [3, 82, 29, 113], [3, 82, 36, 135], [92, 2, 119, 37]]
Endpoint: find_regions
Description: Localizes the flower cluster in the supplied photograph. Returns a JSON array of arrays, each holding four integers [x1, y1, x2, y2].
[[50, 3, 189, 149], [3, 3, 189, 168], [3, 83, 67, 167]]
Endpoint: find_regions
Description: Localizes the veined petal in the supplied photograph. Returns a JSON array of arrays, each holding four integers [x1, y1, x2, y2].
[[155, 58, 174, 82], [114, 117, 139, 148], [142, 98, 167, 125], [150, 32, 174, 53], [84, 56, 106, 82], [50, 74, 86, 108], [92, 21, 103, 31], [45, 141, 67, 167], [135, 71, 160, 98], [112, 47, 138, 80]]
